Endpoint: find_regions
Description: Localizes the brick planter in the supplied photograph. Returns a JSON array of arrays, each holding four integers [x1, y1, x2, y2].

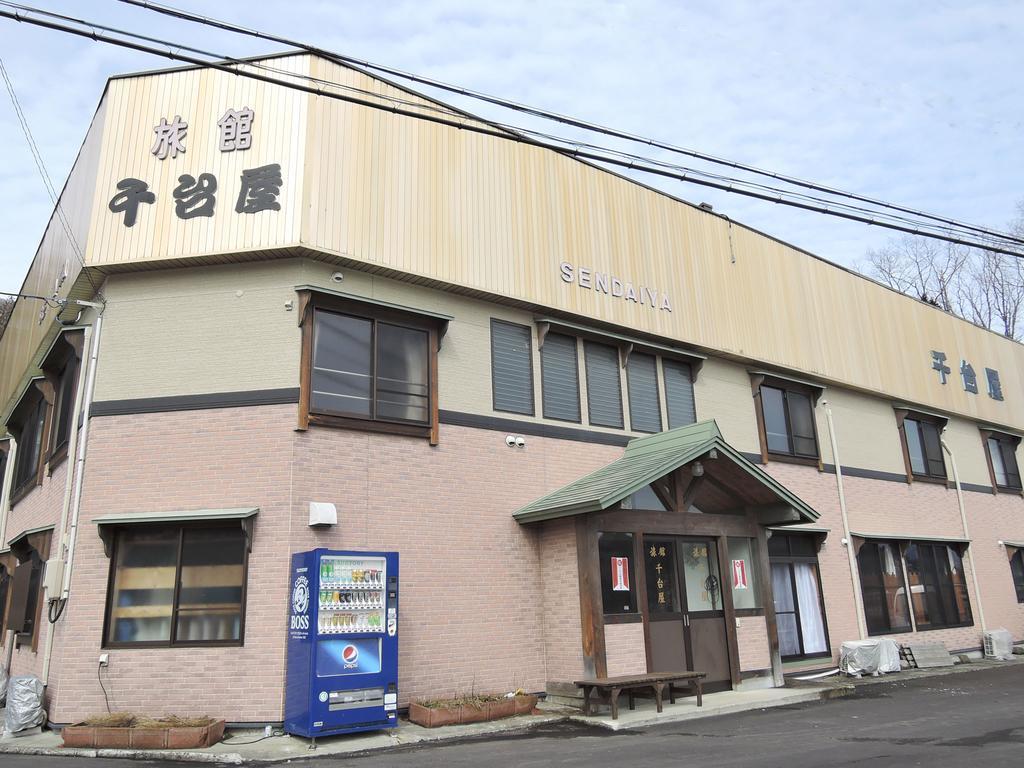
[[408, 695, 538, 728], [61, 719, 225, 750]]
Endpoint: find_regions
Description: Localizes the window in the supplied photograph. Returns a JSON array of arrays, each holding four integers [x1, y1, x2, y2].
[[1009, 549, 1024, 603], [104, 525, 248, 647], [300, 291, 443, 439], [598, 532, 637, 615], [540, 332, 580, 422], [626, 353, 661, 433], [857, 541, 912, 635], [491, 320, 535, 415], [48, 353, 79, 461], [664, 360, 697, 429], [620, 484, 669, 511], [0, 555, 13, 633], [754, 379, 819, 461], [903, 542, 972, 630], [10, 388, 47, 498], [984, 433, 1022, 491], [6, 531, 50, 649], [584, 342, 624, 429], [899, 415, 946, 481], [727, 538, 762, 611], [768, 534, 829, 658]]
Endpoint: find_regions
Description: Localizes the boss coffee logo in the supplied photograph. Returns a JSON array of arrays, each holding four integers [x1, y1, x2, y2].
[[290, 574, 310, 631]]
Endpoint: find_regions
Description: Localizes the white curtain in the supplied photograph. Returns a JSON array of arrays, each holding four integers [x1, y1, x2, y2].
[[794, 564, 828, 654], [771, 564, 800, 657]]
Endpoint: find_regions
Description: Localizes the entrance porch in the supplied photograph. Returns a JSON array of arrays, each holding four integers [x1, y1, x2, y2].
[[516, 421, 821, 695]]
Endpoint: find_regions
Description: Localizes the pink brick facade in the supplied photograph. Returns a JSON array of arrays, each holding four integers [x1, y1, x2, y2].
[[4, 403, 1024, 725]]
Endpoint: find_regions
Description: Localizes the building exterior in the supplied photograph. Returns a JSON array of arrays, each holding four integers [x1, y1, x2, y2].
[[1, 53, 1023, 726]]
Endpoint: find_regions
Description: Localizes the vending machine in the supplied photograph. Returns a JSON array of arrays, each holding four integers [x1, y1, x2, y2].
[[284, 549, 399, 741]]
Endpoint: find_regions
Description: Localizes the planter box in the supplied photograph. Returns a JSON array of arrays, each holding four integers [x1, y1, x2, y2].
[[409, 695, 539, 728], [61, 720, 225, 750]]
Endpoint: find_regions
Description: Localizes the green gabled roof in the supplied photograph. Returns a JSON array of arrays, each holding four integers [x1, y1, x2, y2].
[[513, 419, 819, 524]]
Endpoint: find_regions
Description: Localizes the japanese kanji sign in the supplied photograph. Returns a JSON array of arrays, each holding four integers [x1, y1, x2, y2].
[[611, 557, 630, 592], [931, 350, 1004, 401], [732, 559, 748, 590]]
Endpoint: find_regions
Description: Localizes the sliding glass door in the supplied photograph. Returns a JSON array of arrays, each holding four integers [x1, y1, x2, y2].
[[769, 534, 830, 660]]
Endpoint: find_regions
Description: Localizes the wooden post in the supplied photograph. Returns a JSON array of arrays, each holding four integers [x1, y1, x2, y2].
[[716, 534, 742, 688], [754, 521, 784, 687]]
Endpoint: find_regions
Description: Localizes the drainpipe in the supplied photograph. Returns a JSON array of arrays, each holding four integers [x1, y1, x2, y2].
[[41, 301, 104, 685], [940, 437, 986, 632], [822, 400, 868, 640]]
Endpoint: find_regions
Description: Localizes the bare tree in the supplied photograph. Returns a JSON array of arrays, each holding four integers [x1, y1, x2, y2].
[[865, 202, 1024, 341], [0, 295, 14, 339]]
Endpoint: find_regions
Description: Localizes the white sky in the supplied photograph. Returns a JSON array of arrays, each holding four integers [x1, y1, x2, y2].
[[1, 0, 1022, 293]]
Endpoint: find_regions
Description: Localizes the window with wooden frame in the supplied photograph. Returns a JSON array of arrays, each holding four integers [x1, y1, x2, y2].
[[598, 531, 637, 615], [1008, 548, 1024, 603], [0, 552, 15, 634], [902, 542, 973, 630], [6, 529, 51, 650], [297, 289, 444, 443], [768, 534, 829, 658], [751, 374, 821, 464], [6, 381, 50, 504], [40, 330, 84, 470], [895, 410, 947, 483], [856, 540, 912, 636], [981, 431, 1022, 492], [103, 524, 248, 648]]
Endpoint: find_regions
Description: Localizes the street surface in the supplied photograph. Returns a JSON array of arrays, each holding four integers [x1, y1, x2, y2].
[[5, 664, 1024, 767]]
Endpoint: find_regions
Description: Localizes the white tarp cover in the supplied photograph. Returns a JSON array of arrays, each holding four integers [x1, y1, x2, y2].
[[840, 639, 901, 676], [3, 675, 46, 734]]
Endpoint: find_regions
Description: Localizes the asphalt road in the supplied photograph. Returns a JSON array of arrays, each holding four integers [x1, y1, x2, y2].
[[6, 664, 1024, 767]]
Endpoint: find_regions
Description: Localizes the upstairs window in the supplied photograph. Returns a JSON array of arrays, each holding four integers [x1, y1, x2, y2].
[[663, 359, 697, 429], [40, 330, 84, 467], [626, 353, 661, 433], [984, 432, 1022, 491], [491, 320, 535, 416], [298, 289, 444, 441], [540, 332, 580, 422], [897, 412, 946, 482], [9, 386, 47, 500], [584, 342, 624, 429], [753, 376, 820, 462]]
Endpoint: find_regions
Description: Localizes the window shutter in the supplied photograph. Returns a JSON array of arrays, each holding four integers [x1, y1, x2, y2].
[[541, 333, 580, 422], [663, 360, 696, 428], [626, 353, 661, 432], [491, 321, 534, 415], [584, 342, 623, 428]]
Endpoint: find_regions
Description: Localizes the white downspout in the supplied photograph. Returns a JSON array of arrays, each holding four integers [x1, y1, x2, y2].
[[41, 302, 104, 684], [941, 436, 986, 632], [0, 438, 16, 551], [823, 400, 868, 640]]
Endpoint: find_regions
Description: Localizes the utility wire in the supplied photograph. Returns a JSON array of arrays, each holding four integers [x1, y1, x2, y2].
[[1, 5, 1022, 257], [118, 0, 1024, 248]]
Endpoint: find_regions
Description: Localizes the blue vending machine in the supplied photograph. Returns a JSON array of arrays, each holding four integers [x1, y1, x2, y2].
[[285, 549, 399, 742]]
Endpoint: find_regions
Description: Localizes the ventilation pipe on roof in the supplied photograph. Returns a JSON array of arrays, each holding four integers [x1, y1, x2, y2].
[[822, 400, 867, 640], [940, 436, 986, 632]]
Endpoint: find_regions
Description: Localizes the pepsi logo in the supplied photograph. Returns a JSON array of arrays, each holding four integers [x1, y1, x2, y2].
[[342, 645, 359, 665]]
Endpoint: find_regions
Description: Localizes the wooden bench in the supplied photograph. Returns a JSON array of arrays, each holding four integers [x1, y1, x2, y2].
[[573, 672, 706, 720]]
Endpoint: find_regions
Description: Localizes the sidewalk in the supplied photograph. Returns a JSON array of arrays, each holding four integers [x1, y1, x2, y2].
[[1, 658, 1019, 764]]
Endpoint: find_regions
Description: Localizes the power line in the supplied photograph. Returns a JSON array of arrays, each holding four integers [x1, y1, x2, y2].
[[118, 0, 1024, 248], [1, 5, 1022, 258]]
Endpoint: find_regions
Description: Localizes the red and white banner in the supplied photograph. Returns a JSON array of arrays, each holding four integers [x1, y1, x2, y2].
[[611, 557, 630, 591], [732, 559, 748, 589]]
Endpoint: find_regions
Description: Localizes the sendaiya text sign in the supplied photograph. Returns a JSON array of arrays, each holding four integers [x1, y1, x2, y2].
[[559, 261, 673, 312]]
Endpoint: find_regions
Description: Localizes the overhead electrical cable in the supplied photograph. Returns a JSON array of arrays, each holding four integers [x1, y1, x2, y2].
[[117, 0, 1024, 248], [1, 5, 1022, 257]]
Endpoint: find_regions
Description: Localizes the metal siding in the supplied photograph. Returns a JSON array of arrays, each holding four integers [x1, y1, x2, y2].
[[490, 321, 534, 415], [585, 342, 624, 429], [541, 333, 581, 422], [664, 359, 697, 429], [626, 353, 662, 433]]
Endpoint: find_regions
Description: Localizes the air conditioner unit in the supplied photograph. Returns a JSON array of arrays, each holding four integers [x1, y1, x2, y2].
[[983, 628, 1014, 660]]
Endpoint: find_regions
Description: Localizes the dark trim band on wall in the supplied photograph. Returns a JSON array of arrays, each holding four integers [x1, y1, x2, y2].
[[439, 410, 630, 447], [91, 388, 300, 417]]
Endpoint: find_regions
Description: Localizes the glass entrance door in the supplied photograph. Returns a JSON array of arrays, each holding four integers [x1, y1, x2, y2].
[[644, 536, 732, 691]]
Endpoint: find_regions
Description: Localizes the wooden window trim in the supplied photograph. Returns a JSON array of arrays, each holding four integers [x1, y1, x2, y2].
[[904, 542, 974, 631], [894, 409, 948, 484], [490, 319, 536, 417], [856, 540, 913, 637], [41, 329, 84, 472], [8, 531, 51, 651], [7, 381, 53, 504], [298, 291, 441, 444], [980, 430, 1023, 494], [750, 374, 822, 466], [101, 522, 249, 650]]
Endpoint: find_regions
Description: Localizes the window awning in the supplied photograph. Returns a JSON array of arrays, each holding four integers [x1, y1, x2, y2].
[[7, 524, 56, 561], [514, 419, 819, 525], [94, 507, 258, 556], [295, 285, 452, 344], [534, 317, 705, 371], [850, 531, 970, 545]]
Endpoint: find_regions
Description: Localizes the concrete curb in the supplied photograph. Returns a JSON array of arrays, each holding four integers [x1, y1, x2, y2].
[[0, 742, 245, 764]]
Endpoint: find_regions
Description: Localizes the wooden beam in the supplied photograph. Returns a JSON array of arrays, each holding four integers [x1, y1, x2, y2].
[[681, 475, 706, 512], [753, 503, 801, 525]]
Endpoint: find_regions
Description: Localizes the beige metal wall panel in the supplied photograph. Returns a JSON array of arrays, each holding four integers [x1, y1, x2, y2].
[[824, 388, 905, 474], [83, 56, 310, 270], [0, 97, 107, 415], [691, 358, 762, 456], [941, 417, 995, 488]]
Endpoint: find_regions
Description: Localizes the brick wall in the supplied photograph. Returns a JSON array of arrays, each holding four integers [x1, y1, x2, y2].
[[736, 615, 771, 671], [604, 622, 647, 677], [538, 518, 585, 683]]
